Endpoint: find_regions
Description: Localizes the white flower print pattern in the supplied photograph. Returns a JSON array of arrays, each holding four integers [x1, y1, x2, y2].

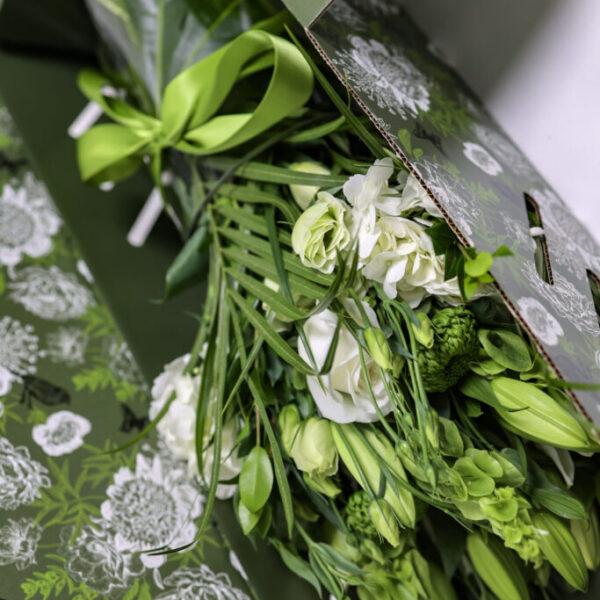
[[0, 316, 38, 396], [32, 410, 91, 456], [61, 525, 145, 599], [155, 566, 250, 600], [522, 262, 599, 336], [463, 142, 503, 176], [45, 327, 88, 366], [415, 159, 476, 238], [0, 437, 51, 510], [334, 35, 430, 119], [516, 297, 564, 346], [0, 174, 61, 267], [100, 452, 203, 568], [8, 265, 94, 321], [471, 124, 537, 180], [0, 518, 42, 570]]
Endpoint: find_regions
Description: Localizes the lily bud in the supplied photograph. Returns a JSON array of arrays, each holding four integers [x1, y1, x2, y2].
[[412, 312, 434, 348], [289, 161, 330, 210], [364, 327, 393, 370], [332, 424, 415, 527], [571, 507, 600, 570], [467, 531, 530, 600], [369, 499, 401, 547], [278, 404, 300, 455], [533, 511, 588, 592]]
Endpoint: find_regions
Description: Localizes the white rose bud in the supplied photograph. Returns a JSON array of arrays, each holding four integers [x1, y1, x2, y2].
[[292, 194, 350, 274], [288, 417, 338, 479]]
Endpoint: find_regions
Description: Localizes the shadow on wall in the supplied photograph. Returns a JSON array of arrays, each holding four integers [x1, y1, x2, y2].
[[401, 0, 559, 98]]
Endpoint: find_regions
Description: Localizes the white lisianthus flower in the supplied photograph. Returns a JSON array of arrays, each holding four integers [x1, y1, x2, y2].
[[343, 157, 397, 259], [292, 193, 351, 274], [394, 172, 443, 218], [149, 354, 242, 499], [361, 216, 459, 306], [299, 303, 392, 423]]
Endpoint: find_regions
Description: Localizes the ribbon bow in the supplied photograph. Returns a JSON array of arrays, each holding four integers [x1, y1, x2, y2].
[[76, 30, 314, 185]]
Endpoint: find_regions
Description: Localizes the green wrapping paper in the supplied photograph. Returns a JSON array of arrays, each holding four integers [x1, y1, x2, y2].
[[0, 4, 314, 599], [0, 94, 252, 598]]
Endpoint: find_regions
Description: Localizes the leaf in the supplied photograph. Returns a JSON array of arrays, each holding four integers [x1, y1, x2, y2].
[[478, 329, 532, 372], [532, 488, 586, 520], [274, 542, 322, 596], [206, 157, 348, 187], [222, 247, 326, 299], [228, 288, 316, 374], [287, 115, 346, 143], [237, 501, 261, 535], [465, 251, 493, 278], [164, 221, 209, 299], [86, 0, 248, 107], [426, 220, 457, 255], [493, 245, 513, 257], [226, 268, 304, 320], [239, 446, 274, 512]]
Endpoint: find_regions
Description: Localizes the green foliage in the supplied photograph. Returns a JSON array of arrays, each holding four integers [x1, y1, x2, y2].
[[72, 366, 142, 402], [21, 566, 99, 600]]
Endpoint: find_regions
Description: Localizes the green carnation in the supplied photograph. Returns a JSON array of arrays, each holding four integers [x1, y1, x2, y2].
[[416, 307, 478, 392], [345, 491, 378, 538]]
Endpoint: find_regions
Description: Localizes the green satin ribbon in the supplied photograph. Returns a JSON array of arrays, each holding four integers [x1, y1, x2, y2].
[[77, 30, 314, 185]]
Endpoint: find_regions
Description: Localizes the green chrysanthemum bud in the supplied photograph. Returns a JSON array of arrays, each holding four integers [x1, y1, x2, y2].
[[416, 306, 478, 392], [571, 507, 600, 570], [345, 491, 378, 538], [467, 531, 530, 600], [364, 327, 393, 370], [533, 511, 588, 592]]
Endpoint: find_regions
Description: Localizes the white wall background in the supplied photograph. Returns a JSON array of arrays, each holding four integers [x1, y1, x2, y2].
[[405, 0, 600, 243]]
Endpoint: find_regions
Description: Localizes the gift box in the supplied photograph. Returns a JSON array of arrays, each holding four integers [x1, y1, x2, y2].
[[1, 0, 599, 598]]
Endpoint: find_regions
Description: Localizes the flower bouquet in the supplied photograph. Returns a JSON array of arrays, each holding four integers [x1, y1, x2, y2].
[[72, 0, 600, 598]]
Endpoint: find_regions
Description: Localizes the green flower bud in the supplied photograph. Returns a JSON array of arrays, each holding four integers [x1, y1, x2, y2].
[[479, 487, 520, 523], [278, 404, 300, 455], [369, 499, 401, 547], [288, 417, 338, 479], [291, 194, 350, 274], [416, 307, 478, 392], [467, 531, 530, 600], [533, 511, 588, 592], [289, 161, 330, 210], [412, 312, 434, 348], [490, 378, 593, 452], [438, 417, 464, 457], [571, 507, 600, 570], [453, 456, 496, 497], [364, 327, 393, 370], [345, 491, 378, 538], [303, 472, 340, 498]]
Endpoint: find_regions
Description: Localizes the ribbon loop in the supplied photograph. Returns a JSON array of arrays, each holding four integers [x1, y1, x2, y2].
[[77, 30, 314, 185]]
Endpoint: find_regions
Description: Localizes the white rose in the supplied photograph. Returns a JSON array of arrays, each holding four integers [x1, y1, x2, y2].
[[289, 162, 331, 210], [149, 354, 242, 498], [299, 303, 392, 423], [361, 216, 459, 306]]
